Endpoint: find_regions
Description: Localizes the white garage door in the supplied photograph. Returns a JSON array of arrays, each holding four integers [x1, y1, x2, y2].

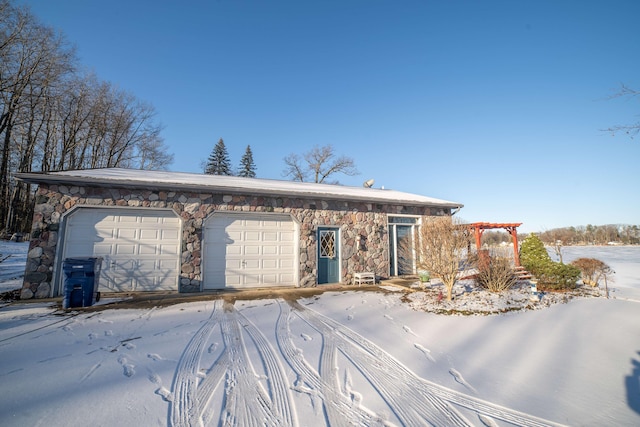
[[203, 213, 297, 289], [61, 208, 181, 293]]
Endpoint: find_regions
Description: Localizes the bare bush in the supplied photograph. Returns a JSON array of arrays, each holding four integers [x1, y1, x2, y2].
[[404, 217, 474, 301], [475, 255, 517, 293], [570, 258, 614, 287]]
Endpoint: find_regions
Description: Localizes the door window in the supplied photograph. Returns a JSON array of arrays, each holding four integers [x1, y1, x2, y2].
[[319, 230, 336, 258], [388, 216, 420, 276]]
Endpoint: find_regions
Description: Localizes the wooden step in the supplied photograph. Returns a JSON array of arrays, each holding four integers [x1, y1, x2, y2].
[[514, 266, 532, 280]]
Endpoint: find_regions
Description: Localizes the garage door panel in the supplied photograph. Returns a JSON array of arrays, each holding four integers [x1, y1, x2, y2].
[[160, 244, 178, 255], [263, 275, 280, 284], [262, 246, 278, 255], [226, 229, 242, 238], [244, 246, 260, 255], [244, 231, 260, 241], [118, 215, 138, 223], [262, 259, 278, 269], [137, 259, 157, 270], [62, 208, 180, 293], [96, 229, 116, 239], [100, 275, 135, 292], [262, 232, 278, 241], [260, 220, 281, 229], [280, 246, 294, 255], [117, 229, 137, 239], [244, 219, 261, 227], [160, 261, 179, 271], [280, 259, 294, 268], [243, 259, 260, 269], [140, 216, 161, 224], [226, 259, 242, 269], [161, 229, 180, 240], [227, 246, 242, 256], [243, 273, 260, 282], [139, 244, 158, 255], [93, 244, 113, 256], [204, 213, 297, 289], [225, 275, 241, 286], [140, 229, 159, 239], [115, 244, 136, 255]]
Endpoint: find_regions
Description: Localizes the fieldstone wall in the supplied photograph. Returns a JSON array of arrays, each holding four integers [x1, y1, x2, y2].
[[21, 183, 447, 299]]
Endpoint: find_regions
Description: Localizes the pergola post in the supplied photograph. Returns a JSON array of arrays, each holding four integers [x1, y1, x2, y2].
[[470, 222, 522, 267], [474, 227, 484, 250], [506, 226, 521, 266]]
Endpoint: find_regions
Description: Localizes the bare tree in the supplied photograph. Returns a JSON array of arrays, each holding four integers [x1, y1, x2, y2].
[[136, 136, 173, 170], [539, 228, 566, 263], [283, 144, 358, 183], [0, 1, 172, 233], [405, 217, 474, 301], [0, 1, 74, 229], [603, 84, 639, 139]]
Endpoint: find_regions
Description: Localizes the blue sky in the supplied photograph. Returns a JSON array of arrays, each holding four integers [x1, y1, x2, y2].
[[18, 0, 640, 232]]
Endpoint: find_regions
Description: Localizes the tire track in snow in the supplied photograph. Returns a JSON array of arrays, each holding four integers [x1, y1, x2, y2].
[[169, 299, 222, 427], [276, 301, 374, 426], [235, 307, 297, 427], [169, 297, 565, 427], [170, 300, 297, 427], [219, 302, 278, 426], [196, 351, 228, 425], [424, 386, 567, 427], [295, 302, 566, 427], [293, 301, 470, 427], [222, 304, 297, 426]]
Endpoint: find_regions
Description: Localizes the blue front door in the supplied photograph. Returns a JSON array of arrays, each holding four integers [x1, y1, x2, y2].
[[317, 227, 339, 284]]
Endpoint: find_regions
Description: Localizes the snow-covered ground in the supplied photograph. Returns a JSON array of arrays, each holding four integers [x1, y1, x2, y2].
[[0, 244, 639, 426], [0, 241, 29, 293]]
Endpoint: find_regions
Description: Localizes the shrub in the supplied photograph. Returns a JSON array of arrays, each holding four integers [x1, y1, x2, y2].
[[519, 233, 551, 277], [535, 262, 581, 291], [570, 258, 614, 287], [475, 256, 517, 293], [520, 233, 580, 290]]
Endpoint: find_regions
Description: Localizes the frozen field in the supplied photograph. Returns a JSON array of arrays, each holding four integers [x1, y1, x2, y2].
[[550, 245, 640, 300], [0, 243, 639, 426]]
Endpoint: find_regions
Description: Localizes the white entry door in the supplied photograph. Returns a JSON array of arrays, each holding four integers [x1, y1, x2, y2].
[[203, 213, 297, 289], [61, 208, 181, 293]]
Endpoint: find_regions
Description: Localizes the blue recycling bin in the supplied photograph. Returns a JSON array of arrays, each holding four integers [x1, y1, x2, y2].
[[62, 257, 103, 309]]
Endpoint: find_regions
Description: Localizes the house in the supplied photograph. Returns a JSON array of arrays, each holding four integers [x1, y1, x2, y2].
[[15, 168, 463, 299]]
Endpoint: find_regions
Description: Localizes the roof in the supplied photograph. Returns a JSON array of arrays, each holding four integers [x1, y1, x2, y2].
[[15, 168, 463, 209]]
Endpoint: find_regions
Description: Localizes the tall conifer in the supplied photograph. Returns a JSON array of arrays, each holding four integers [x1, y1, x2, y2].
[[205, 138, 232, 175], [238, 145, 256, 178]]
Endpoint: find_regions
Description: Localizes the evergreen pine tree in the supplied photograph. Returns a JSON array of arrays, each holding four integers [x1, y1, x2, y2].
[[238, 145, 257, 178], [205, 138, 232, 175], [519, 233, 552, 276]]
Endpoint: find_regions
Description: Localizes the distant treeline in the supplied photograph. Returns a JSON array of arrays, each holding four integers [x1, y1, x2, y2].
[[481, 224, 640, 246]]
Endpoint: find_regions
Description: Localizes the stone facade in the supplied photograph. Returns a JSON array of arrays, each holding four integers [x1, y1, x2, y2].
[[21, 183, 448, 299]]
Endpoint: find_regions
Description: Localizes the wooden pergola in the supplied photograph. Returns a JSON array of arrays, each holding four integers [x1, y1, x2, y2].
[[469, 222, 522, 266]]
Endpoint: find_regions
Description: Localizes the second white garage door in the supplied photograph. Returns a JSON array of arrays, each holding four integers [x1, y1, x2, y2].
[[203, 213, 297, 289]]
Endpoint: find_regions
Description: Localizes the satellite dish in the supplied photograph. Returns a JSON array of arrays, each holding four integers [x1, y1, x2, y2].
[[363, 179, 375, 188]]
